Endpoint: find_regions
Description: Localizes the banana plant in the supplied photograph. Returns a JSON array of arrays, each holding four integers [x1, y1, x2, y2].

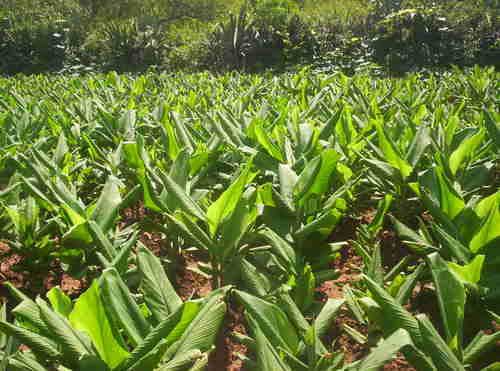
[[0, 247, 228, 371]]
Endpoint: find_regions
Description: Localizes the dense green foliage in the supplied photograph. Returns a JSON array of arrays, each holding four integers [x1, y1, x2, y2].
[[1, 0, 499, 74], [0, 67, 499, 369]]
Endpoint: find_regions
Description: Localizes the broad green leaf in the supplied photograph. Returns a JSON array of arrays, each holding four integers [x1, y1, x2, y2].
[[119, 303, 197, 371], [206, 163, 255, 236], [278, 164, 298, 209], [291, 264, 316, 312], [419, 168, 465, 220], [251, 316, 292, 371], [161, 121, 181, 161], [259, 228, 297, 272], [363, 275, 422, 346], [99, 268, 151, 346], [357, 329, 413, 371], [173, 291, 227, 355], [294, 208, 343, 239], [137, 245, 182, 322], [235, 290, 300, 354], [417, 314, 465, 371], [165, 212, 214, 253], [448, 255, 485, 285], [464, 330, 500, 365], [433, 224, 472, 264], [69, 281, 129, 369], [395, 264, 426, 305], [254, 122, 284, 161], [368, 194, 393, 234], [314, 298, 344, 338], [449, 130, 485, 175], [157, 168, 206, 221], [390, 216, 433, 253], [219, 187, 258, 259], [406, 125, 431, 167], [296, 149, 339, 201], [159, 349, 203, 371], [375, 120, 412, 179], [426, 253, 465, 356], [293, 155, 322, 200], [54, 131, 69, 166], [483, 108, 500, 151], [239, 258, 272, 297], [91, 176, 122, 233], [0, 320, 60, 360], [47, 287, 72, 318], [37, 298, 94, 366], [470, 196, 500, 253]]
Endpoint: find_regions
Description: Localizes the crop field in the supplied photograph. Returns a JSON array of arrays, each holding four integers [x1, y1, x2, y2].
[[0, 67, 499, 370]]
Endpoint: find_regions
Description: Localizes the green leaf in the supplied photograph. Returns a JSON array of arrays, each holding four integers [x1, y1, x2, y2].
[[433, 224, 472, 264], [483, 108, 500, 152], [53, 131, 69, 167], [235, 290, 299, 354], [207, 163, 255, 236], [165, 212, 215, 253], [259, 228, 297, 273], [417, 314, 465, 371], [426, 253, 465, 356], [482, 362, 500, 371], [470, 196, 500, 253], [278, 164, 298, 210], [47, 287, 72, 318], [99, 268, 151, 346], [0, 320, 60, 360], [159, 349, 204, 371], [278, 293, 311, 337], [293, 155, 322, 200], [314, 299, 344, 338], [363, 275, 422, 346], [368, 194, 393, 234], [238, 258, 271, 297], [69, 281, 129, 369], [173, 291, 227, 355], [448, 255, 485, 285], [449, 130, 485, 175], [406, 125, 431, 167], [419, 168, 465, 221], [91, 176, 122, 233], [294, 208, 343, 240], [252, 316, 292, 371], [119, 303, 197, 371], [375, 120, 413, 179], [254, 121, 284, 161], [464, 330, 500, 365], [395, 264, 426, 305], [219, 187, 258, 259], [390, 216, 433, 253], [37, 297, 94, 366], [137, 245, 182, 322], [156, 168, 206, 221], [291, 264, 316, 312], [296, 149, 339, 201], [357, 329, 413, 371]]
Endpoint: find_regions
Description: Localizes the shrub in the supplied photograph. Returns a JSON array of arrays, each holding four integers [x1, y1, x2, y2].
[[83, 18, 167, 72], [372, 3, 500, 72], [0, 16, 70, 74], [202, 0, 316, 71]]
